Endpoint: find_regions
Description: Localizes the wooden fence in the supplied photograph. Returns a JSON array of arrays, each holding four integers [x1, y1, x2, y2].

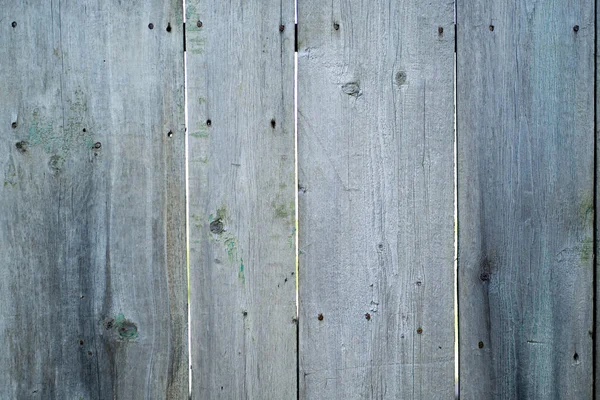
[[0, 0, 595, 399]]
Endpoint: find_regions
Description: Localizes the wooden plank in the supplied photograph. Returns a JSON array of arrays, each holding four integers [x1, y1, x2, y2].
[[0, 1, 187, 398], [297, 1, 455, 398], [185, 1, 297, 398], [457, 1, 594, 399]]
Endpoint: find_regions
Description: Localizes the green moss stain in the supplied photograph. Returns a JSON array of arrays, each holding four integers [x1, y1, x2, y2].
[[190, 126, 209, 139], [3, 161, 17, 188], [579, 194, 593, 223], [28, 91, 95, 158], [238, 258, 245, 284], [288, 227, 296, 249], [580, 236, 593, 263], [209, 205, 247, 284], [274, 203, 288, 218], [103, 313, 138, 341], [191, 214, 203, 229]]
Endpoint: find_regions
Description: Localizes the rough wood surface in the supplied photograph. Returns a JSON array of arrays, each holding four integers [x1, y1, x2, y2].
[[185, 0, 297, 398], [0, 1, 187, 398], [297, 1, 456, 398], [457, 1, 594, 399]]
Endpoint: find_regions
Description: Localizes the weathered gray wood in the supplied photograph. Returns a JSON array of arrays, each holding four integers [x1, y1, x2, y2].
[[457, 2, 594, 399], [0, 1, 187, 398], [185, 1, 297, 398], [297, 1, 455, 398]]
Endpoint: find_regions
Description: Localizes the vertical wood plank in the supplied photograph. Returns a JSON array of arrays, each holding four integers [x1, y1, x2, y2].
[[297, 1, 456, 398], [185, 0, 297, 398], [0, 1, 187, 398], [457, 1, 594, 399]]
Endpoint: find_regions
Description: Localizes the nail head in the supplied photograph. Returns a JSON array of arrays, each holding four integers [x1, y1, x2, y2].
[[573, 25, 579, 32], [11, 21, 17, 28], [197, 21, 203, 28], [317, 313, 324, 321], [148, 23, 154, 30]]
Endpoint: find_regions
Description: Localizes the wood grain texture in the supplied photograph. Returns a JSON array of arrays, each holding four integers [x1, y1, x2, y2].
[[457, 1, 594, 399], [185, 0, 297, 398], [297, 1, 455, 398], [0, 1, 187, 398]]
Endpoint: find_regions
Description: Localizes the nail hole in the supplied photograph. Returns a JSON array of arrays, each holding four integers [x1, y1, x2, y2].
[[11, 122, 17, 129], [82, 128, 86, 132], [148, 23, 154, 30], [333, 22, 340, 30], [206, 119, 212, 126], [87, 351, 93, 356], [478, 341, 484, 349], [242, 310, 248, 317], [480, 272, 490, 281], [11, 21, 17, 28], [270, 119, 276, 129], [79, 340, 84, 346], [279, 24, 285, 32], [573, 25, 579, 32], [167, 130, 173, 138], [317, 313, 324, 321], [489, 25, 494, 31], [166, 23, 172, 32], [438, 26, 444, 35], [197, 21, 203, 28], [574, 352, 579, 361]]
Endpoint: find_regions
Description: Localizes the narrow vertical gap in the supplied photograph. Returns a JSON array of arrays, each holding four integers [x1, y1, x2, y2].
[[453, 1, 459, 399], [294, 2, 299, 400], [593, 0, 597, 396], [182, 0, 192, 398]]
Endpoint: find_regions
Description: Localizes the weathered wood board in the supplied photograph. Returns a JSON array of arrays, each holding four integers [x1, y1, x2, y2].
[[297, 0, 456, 398], [0, 1, 187, 398], [185, 0, 297, 398], [457, 1, 594, 399]]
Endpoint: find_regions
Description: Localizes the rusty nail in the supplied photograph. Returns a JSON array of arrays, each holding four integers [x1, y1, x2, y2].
[[438, 26, 443, 35], [489, 25, 494, 31], [417, 327, 423, 334], [279, 24, 285, 32], [148, 23, 154, 30], [317, 313, 324, 321], [11, 21, 17, 28], [197, 21, 203, 28], [573, 25, 579, 32], [478, 341, 484, 349], [365, 313, 371, 320], [93, 142, 102, 149], [333, 22, 340, 31]]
